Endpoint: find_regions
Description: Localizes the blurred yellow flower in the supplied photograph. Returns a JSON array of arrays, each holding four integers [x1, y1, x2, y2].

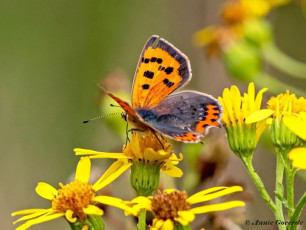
[[127, 187, 245, 230], [12, 157, 134, 230], [289, 147, 306, 170]]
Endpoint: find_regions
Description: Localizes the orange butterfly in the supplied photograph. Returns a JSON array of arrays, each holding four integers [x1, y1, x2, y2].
[[105, 35, 222, 143]]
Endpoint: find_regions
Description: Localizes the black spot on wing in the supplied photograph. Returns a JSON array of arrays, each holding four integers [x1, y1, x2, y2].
[[143, 71, 154, 79], [155, 38, 191, 87], [164, 67, 173, 74], [150, 57, 157, 62], [156, 58, 163, 64], [163, 79, 174, 88], [142, 84, 150, 89]]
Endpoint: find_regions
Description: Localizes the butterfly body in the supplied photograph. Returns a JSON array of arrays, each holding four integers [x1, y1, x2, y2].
[[105, 35, 223, 143]]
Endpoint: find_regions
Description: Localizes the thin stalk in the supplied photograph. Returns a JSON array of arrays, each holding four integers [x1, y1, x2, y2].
[[285, 167, 296, 219], [241, 155, 276, 212], [288, 192, 306, 230], [137, 209, 146, 230], [275, 153, 285, 229], [263, 42, 306, 80]]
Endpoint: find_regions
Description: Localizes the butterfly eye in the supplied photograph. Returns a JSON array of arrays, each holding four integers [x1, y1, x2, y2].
[[121, 112, 127, 121]]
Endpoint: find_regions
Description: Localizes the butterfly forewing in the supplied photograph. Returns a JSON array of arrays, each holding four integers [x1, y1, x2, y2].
[[131, 36, 192, 109]]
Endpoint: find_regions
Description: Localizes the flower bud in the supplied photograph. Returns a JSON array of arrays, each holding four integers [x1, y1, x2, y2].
[[222, 40, 261, 81]]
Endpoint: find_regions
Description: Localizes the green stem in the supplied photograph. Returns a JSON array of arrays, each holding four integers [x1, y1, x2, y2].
[[288, 192, 306, 230], [137, 209, 146, 230], [285, 167, 296, 219], [263, 42, 306, 80], [241, 155, 276, 212], [253, 73, 306, 97], [275, 153, 285, 230]]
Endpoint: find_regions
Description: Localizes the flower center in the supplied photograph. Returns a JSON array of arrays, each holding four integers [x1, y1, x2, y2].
[[151, 190, 190, 220], [51, 180, 95, 220]]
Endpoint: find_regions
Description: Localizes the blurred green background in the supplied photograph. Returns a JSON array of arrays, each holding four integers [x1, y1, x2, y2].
[[1, 0, 305, 229]]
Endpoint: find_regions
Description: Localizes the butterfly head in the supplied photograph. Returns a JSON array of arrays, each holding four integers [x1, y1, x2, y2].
[[121, 112, 128, 122]]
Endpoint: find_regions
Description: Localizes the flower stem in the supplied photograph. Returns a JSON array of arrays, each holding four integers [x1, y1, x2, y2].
[[285, 167, 296, 219], [137, 209, 146, 230], [241, 155, 276, 212], [263, 42, 306, 80], [275, 153, 285, 230], [288, 192, 306, 230]]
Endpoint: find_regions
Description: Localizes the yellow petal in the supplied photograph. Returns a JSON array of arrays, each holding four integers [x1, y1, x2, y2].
[[289, 148, 306, 170], [191, 201, 245, 214], [283, 115, 306, 140], [35, 182, 58, 200], [74, 148, 129, 159], [65, 210, 77, 223], [152, 218, 165, 229], [15, 212, 64, 230], [174, 211, 195, 226], [161, 164, 183, 177], [256, 120, 267, 141], [94, 195, 136, 215], [245, 109, 274, 124], [93, 160, 132, 191], [83, 205, 104, 216], [254, 88, 268, 111], [161, 219, 174, 230], [230, 85, 242, 123], [13, 209, 53, 224], [187, 187, 227, 204], [130, 196, 152, 205], [188, 186, 243, 204], [12, 209, 50, 216], [75, 157, 91, 183], [248, 82, 255, 111]]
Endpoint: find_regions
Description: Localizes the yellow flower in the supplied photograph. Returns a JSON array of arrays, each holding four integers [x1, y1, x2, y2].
[[127, 186, 245, 230], [75, 132, 183, 178], [75, 132, 183, 196], [218, 82, 269, 157], [289, 147, 306, 170], [246, 91, 306, 150], [219, 82, 268, 128], [12, 157, 134, 230]]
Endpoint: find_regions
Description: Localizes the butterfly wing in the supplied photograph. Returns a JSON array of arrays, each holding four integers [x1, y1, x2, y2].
[[131, 35, 192, 109], [135, 91, 223, 143]]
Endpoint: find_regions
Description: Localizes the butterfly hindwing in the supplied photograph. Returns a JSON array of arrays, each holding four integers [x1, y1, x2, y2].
[[135, 91, 222, 143], [131, 35, 192, 109]]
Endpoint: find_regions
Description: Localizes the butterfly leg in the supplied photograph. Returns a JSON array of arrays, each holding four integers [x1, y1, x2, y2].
[[125, 122, 131, 147], [150, 129, 164, 149], [128, 128, 144, 135]]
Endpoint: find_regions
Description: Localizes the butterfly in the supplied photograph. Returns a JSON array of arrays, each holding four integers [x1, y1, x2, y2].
[[104, 35, 223, 143]]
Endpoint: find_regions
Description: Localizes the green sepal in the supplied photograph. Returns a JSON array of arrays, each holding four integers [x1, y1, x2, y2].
[[130, 160, 161, 197], [225, 123, 257, 159], [69, 215, 105, 230], [174, 222, 192, 230]]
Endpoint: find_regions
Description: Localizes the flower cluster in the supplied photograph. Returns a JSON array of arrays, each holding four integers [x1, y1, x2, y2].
[[12, 129, 245, 230], [219, 82, 306, 230]]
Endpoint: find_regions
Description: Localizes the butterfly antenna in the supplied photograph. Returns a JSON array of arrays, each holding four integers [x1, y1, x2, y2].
[[83, 113, 120, 124], [110, 104, 121, 108]]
